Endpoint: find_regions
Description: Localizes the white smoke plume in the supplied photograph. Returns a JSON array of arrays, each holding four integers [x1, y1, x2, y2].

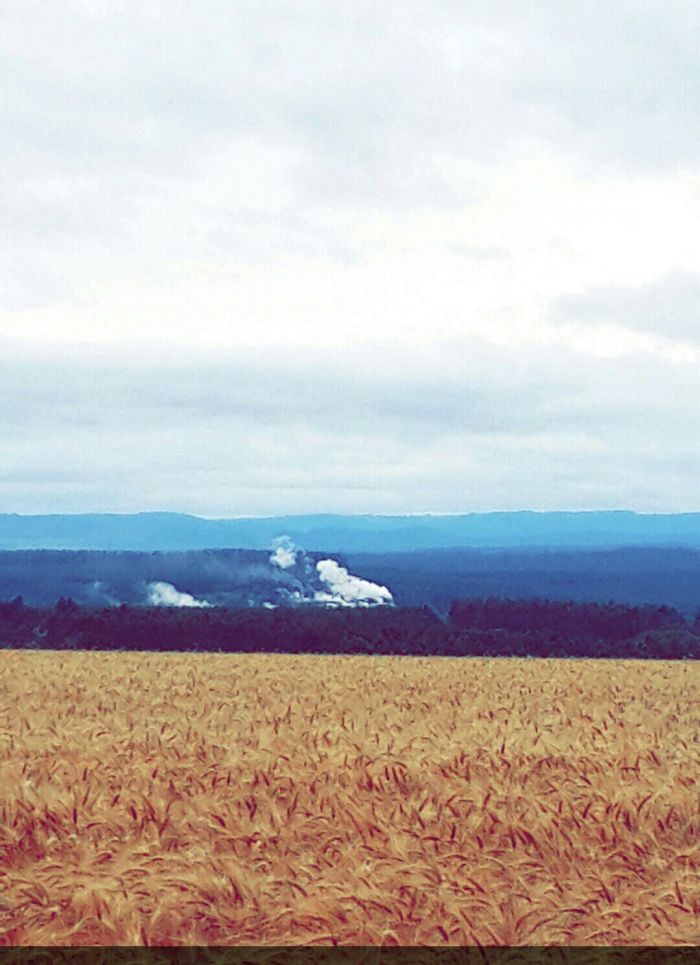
[[314, 559, 393, 607], [147, 581, 213, 608], [268, 536, 394, 607], [269, 535, 297, 569]]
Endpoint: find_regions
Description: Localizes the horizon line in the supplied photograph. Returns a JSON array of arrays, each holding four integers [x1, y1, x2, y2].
[[4, 509, 700, 520]]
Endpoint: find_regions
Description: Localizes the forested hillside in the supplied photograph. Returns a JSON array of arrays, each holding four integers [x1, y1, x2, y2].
[[2, 546, 700, 616], [348, 547, 700, 617]]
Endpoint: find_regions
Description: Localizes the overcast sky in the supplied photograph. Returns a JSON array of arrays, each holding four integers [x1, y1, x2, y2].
[[2, 1, 700, 516]]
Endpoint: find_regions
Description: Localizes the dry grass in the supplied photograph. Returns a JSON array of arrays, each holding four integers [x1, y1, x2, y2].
[[0, 650, 697, 946]]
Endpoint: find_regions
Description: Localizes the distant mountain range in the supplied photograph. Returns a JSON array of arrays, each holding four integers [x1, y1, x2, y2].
[[2, 510, 700, 552]]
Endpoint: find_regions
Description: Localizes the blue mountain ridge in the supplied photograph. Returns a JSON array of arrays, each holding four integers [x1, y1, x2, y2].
[[1, 510, 700, 552]]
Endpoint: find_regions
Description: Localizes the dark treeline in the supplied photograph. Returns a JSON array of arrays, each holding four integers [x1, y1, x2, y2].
[[1, 596, 699, 658], [449, 598, 687, 640]]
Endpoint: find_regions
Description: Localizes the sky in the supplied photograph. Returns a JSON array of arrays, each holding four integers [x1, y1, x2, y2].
[[2, 0, 700, 516]]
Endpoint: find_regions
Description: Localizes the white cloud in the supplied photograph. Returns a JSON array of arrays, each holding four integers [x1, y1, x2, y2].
[[1, 1, 700, 512], [553, 272, 700, 350]]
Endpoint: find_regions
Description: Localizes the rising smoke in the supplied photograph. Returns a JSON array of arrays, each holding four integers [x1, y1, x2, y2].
[[269, 536, 393, 608], [314, 558, 393, 607], [269, 535, 297, 570], [146, 581, 213, 608], [55, 544, 393, 609]]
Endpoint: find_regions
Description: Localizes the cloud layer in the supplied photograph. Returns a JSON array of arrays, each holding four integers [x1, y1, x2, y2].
[[2, 2, 699, 513]]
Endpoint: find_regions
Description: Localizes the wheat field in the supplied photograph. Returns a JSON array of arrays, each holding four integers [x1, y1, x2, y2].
[[0, 650, 697, 946]]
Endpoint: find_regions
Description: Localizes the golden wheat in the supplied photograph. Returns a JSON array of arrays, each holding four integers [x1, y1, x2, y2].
[[0, 651, 697, 946]]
